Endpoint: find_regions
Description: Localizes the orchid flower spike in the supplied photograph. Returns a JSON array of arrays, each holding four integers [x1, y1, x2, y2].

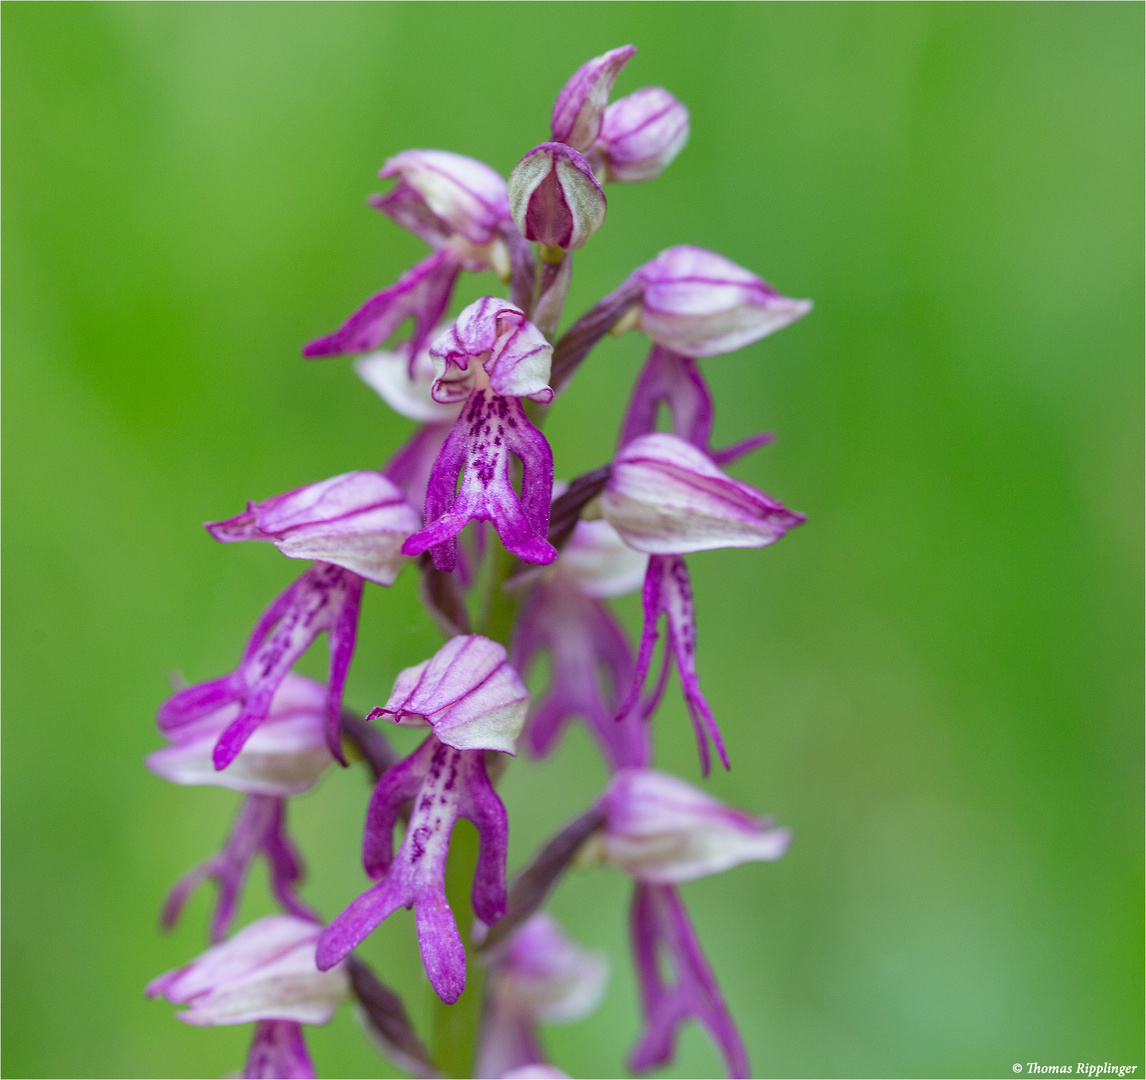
[[631, 245, 812, 358], [159, 563, 364, 769], [602, 433, 804, 772], [402, 299, 557, 572], [593, 767, 790, 883], [318, 636, 527, 1002], [207, 471, 420, 587], [509, 143, 607, 253], [147, 915, 349, 1079], [304, 149, 511, 361], [476, 913, 610, 1080], [551, 45, 637, 152]]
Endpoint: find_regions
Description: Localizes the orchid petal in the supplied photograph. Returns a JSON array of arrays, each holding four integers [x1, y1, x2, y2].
[[635, 245, 811, 358], [369, 635, 528, 755], [603, 433, 804, 555], [148, 915, 347, 1028], [599, 767, 790, 883]]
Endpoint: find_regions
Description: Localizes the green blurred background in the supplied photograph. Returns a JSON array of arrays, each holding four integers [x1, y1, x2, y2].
[[3, 3, 1142, 1077]]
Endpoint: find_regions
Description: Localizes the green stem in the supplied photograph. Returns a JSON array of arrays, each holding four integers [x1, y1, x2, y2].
[[430, 539, 523, 1077], [478, 540, 523, 642], [431, 820, 485, 1078]]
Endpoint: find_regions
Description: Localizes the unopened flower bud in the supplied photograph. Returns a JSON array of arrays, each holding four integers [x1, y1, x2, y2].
[[551, 45, 637, 152], [635, 246, 812, 357], [508, 143, 606, 252], [596, 767, 790, 883], [597, 87, 690, 183]]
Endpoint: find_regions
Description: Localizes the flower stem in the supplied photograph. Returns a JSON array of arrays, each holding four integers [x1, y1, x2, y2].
[[432, 819, 485, 1078], [430, 539, 522, 1077], [478, 540, 522, 646]]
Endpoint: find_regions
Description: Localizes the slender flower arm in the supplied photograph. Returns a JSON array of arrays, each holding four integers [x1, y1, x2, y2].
[[618, 345, 775, 464], [159, 795, 317, 943], [243, 1020, 317, 1080], [159, 563, 365, 768], [304, 249, 461, 361], [623, 553, 726, 773], [629, 884, 750, 1079], [317, 736, 508, 1004]]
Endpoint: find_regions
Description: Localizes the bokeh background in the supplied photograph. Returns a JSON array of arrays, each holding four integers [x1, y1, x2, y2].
[[3, 4, 1142, 1078]]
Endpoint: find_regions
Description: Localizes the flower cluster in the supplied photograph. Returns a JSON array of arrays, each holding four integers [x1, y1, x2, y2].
[[148, 44, 809, 1079]]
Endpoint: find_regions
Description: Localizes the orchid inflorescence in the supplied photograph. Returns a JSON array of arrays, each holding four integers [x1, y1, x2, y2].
[[147, 44, 810, 1080]]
